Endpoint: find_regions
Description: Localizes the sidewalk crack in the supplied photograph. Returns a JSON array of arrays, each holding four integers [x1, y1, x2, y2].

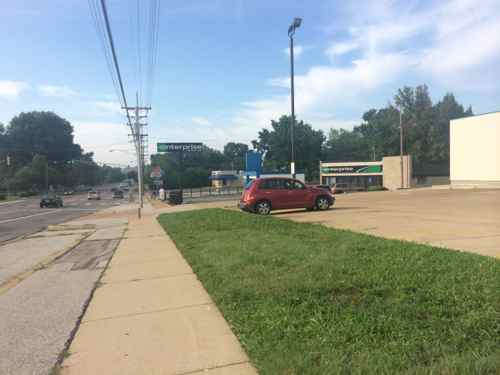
[[81, 302, 214, 324]]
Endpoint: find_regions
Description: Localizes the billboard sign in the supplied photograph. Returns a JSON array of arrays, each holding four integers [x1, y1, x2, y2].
[[245, 151, 262, 176], [321, 165, 383, 174], [157, 142, 203, 153]]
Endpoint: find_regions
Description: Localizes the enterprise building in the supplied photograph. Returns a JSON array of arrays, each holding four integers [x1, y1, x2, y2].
[[320, 156, 411, 191]]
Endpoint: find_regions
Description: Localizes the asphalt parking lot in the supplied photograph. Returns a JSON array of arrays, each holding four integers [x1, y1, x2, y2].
[[278, 188, 500, 258]]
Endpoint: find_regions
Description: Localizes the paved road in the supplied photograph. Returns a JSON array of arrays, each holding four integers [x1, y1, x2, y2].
[[0, 218, 126, 375], [0, 191, 127, 244]]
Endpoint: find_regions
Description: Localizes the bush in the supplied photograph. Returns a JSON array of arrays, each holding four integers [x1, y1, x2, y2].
[[0, 193, 6, 201], [18, 191, 35, 198], [367, 185, 386, 192]]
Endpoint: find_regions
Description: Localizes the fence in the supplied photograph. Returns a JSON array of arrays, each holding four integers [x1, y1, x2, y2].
[[165, 186, 244, 199]]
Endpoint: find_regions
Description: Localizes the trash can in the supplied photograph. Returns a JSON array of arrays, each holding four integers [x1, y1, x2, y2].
[[168, 189, 183, 205]]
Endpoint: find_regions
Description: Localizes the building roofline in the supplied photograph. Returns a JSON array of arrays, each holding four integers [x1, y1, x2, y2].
[[451, 110, 500, 122]]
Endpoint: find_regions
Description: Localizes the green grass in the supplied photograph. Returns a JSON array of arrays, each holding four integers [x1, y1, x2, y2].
[[158, 209, 500, 374], [0, 194, 18, 202]]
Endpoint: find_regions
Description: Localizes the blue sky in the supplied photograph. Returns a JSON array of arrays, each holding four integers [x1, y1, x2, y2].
[[1, 0, 499, 165]]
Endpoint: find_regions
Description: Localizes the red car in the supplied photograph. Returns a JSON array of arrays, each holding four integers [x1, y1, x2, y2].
[[239, 177, 335, 215]]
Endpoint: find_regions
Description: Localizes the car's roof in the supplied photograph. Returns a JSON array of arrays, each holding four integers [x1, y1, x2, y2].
[[256, 177, 294, 180]]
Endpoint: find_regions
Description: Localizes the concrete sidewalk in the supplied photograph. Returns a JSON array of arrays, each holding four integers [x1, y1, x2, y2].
[[61, 203, 256, 375]]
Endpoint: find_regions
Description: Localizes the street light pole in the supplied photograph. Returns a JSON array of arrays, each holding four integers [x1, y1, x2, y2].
[[399, 106, 404, 189], [288, 17, 302, 179]]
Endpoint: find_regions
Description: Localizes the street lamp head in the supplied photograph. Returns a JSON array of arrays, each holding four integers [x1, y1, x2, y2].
[[288, 17, 302, 37]]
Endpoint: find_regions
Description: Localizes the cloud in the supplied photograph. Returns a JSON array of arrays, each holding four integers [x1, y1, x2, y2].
[[0, 80, 29, 99], [191, 116, 212, 126], [325, 42, 359, 59], [94, 101, 123, 115], [72, 121, 133, 165], [283, 45, 304, 58], [38, 84, 77, 97]]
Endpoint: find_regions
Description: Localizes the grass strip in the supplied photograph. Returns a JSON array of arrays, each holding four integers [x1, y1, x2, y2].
[[158, 208, 500, 374]]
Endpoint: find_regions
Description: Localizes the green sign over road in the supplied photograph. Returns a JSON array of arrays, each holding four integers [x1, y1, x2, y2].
[[157, 142, 203, 153]]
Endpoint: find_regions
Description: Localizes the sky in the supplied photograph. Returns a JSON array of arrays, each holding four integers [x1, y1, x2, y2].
[[1, 0, 499, 166]]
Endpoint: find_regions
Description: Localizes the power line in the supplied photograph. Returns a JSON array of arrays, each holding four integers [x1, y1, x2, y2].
[[99, 0, 129, 112], [88, 0, 122, 107]]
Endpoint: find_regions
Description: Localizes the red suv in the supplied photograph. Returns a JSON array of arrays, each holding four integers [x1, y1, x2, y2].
[[239, 177, 335, 215]]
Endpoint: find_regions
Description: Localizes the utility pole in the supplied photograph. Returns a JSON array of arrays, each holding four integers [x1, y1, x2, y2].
[[135, 93, 144, 210], [46, 161, 49, 192], [124, 94, 150, 217]]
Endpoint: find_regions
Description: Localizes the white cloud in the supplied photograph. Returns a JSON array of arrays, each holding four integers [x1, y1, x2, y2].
[[191, 116, 212, 126], [94, 101, 123, 115], [283, 45, 304, 58], [325, 42, 359, 59], [38, 84, 77, 97], [0, 80, 29, 99], [73, 121, 134, 165]]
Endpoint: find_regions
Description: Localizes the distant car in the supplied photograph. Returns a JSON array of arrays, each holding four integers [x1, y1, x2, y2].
[[40, 194, 63, 208], [88, 190, 101, 200], [239, 177, 335, 215], [332, 183, 365, 194], [63, 190, 74, 196], [112, 190, 124, 199]]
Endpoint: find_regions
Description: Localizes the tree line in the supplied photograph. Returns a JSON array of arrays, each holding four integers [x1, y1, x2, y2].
[[152, 85, 472, 187], [1, 85, 473, 193], [0, 111, 125, 194]]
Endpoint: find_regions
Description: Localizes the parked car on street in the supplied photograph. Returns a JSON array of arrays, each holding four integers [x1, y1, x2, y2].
[[112, 190, 124, 199], [239, 177, 335, 215], [40, 194, 63, 208], [87, 190, 101, 200]]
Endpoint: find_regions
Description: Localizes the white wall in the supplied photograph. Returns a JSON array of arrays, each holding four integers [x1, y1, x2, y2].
[[450, 112, 500, 184]]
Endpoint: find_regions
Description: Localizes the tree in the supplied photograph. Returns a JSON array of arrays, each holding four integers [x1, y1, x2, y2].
[[252, 115, 325, 180], [429, 93, 472, 161], [223, 142, 249, 170], [4, 111, 82, 167], [150, 146, 229, 189], [324, 128, 368, 162]]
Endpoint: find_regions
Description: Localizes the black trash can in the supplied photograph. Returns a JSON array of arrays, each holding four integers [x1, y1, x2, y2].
[[168, 189, 183, 205]]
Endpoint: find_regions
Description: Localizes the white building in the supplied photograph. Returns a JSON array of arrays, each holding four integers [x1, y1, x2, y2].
[[450, 112, 500, 188]]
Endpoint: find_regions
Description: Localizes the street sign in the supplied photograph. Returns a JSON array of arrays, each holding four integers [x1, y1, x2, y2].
[[157, 142, 203, 153], [150, 166, 164, 179]]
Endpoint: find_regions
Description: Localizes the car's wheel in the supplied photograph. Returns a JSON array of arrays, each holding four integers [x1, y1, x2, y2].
[[315, 196, 330, 211], [254, 200, 271, 215], [40, 204, 44, 208]]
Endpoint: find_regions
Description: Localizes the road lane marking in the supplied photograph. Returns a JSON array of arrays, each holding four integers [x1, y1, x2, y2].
[[0, 210, 59, 224]]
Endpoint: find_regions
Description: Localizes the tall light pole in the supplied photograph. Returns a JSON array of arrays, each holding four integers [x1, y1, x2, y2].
[[288, 17, 302, 179], [399, 105, 404, 189]]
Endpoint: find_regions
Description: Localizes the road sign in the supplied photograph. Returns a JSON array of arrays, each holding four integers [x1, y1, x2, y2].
[[157, 142, 203, 153], [150, 166, 164, 179]]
